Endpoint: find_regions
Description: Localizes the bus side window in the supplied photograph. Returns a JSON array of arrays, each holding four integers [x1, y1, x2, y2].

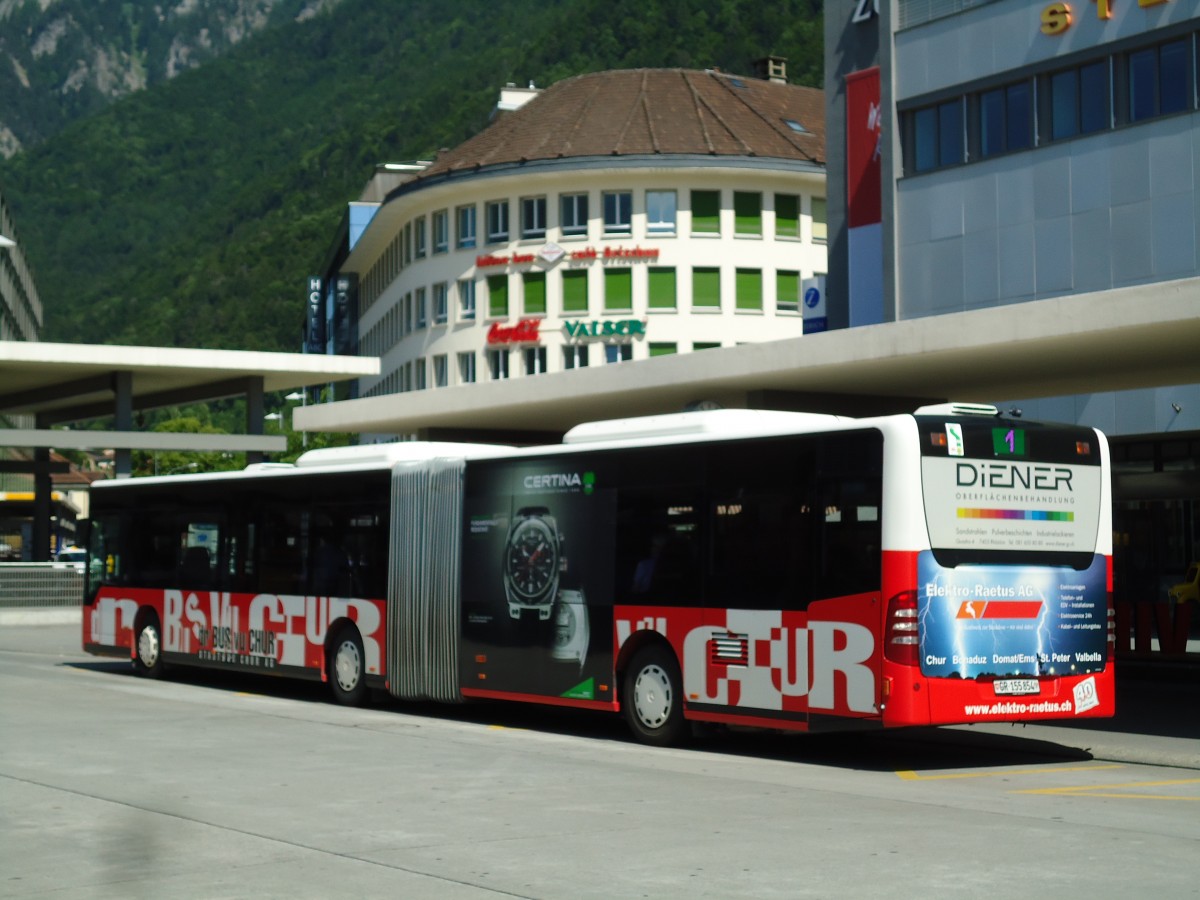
[[258, 505, 305, 595], [616, 486, 703, 607], [708, 437, 816, 612], [811, 434, 883, 601]]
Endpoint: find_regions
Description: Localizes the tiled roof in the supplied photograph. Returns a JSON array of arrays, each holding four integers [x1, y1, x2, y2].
[[416, 68, 825, 182]]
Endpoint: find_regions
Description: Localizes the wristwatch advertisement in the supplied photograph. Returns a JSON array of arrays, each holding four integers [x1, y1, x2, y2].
[[551, 588, 589, 671], [503, 507, 566, 620]]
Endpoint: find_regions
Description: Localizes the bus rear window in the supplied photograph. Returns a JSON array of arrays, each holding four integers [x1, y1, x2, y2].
[[917, 417, 1102, 568]]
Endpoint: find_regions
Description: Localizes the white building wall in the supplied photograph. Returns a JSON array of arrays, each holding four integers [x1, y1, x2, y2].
[[351, 163, 826, 396]]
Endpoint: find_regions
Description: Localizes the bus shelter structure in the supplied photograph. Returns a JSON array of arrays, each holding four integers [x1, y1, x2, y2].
[[0, 341, 377, 560]]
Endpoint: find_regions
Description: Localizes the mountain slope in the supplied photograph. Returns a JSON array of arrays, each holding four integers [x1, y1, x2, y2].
[[0, 0, 345, 157], [0, 0, 823, 352]]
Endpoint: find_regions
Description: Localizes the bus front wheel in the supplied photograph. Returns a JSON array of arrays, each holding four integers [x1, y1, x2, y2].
[[133, 616, 164, 678], [328, 626, 368, 707], [622, 645, 687, 747]]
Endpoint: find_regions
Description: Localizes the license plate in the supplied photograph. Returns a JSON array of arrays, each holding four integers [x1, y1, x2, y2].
[[994, 679, 1040, 696]]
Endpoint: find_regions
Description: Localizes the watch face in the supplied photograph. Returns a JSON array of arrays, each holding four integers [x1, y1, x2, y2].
[[506, 517, 558, 602]]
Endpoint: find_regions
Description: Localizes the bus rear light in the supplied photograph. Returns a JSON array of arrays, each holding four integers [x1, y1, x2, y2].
[[929, 432, 948, 449], [885, 592, 920, 666], [1076, 441, 1092, 456]]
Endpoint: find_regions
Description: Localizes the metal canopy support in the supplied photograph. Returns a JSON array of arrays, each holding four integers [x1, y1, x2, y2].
[[244, 376, 266, 466], [113, 371, 133, 479], [32, 446, 51, 562]]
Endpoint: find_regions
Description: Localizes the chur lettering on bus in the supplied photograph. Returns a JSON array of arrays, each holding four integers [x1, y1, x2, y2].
[[94, 590, 387, 674], [617, 611, 875, 713]]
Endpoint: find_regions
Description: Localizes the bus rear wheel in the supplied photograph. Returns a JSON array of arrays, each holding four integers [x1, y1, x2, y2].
[[328, 626, 368, 707], [622, 645, 687, 747], [133, 616, 164, 678]]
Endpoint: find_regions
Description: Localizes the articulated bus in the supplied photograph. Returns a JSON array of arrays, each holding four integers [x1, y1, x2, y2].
[[82, 405, 1114, 745]]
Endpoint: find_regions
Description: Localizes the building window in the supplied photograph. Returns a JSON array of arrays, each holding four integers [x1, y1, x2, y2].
[[776, 270, 800, 312], [1128, 38, 1191, 123], [693, 341, 721, 351], [415, 216, 427, 258], [433, 282, 448, 324], [433, 210, 449, 253], [733, 192, 762, 236], [415, 287, 427, 329], [978, 83, 1030, 159], [1047, 61, 1110, 141], [415, 359, 427, 391], [693, 267, 720, 309], [487, 274, 508, 318], [647, 267, 676, 311], [403, 293, 412, 335], [564, 345, 589, 369], [649, 342, 677, 357], [735, 268, 762, 311], [603, 191, 632, 236], [646, 191, 677, 236], [811, 198, 827, 244], [403, 222, 412, 266], [523, 272, 546, 315], [561, 193, 589, 237], [604, 268, 632, 311], [488, 348, 510, 380], [605, 343, 633, 364], [561, 270, 588, 314], [910, 97, 964, 172], [433, 355, 448, 387], [775, 194, 800, 239], [459, 279, 476, 320], [521, 196, 547, 239], [524, 346, 548, 375], [458, 351, 476, 384], [486, 200, 509, 243], [456, 204, 476, 249], [691, 190, 720, 235]]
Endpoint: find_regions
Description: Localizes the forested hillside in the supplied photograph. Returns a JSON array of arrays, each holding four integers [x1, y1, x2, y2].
[[0, 0, 345, 156], [0, 0, 823, 353]]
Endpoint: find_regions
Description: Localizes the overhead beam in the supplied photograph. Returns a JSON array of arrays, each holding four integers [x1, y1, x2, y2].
[[0, 430, 286, 453], [0, 460, 70, 475], [38, 376, 269, 425], [0, 373, 114, 412]]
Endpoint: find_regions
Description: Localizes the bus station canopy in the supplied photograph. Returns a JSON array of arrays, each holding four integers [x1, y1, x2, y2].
[[0, 341, 378, 454], [296, 278, 1199, 439]]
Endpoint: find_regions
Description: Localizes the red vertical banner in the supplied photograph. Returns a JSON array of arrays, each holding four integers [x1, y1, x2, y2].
[[845, 67, 882, 229], [845, 67, 884, 326]]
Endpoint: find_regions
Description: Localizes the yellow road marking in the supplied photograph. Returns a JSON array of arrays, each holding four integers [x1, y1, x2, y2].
[[896, 764, 1123, 781], [1016, 778, 1200, 800]]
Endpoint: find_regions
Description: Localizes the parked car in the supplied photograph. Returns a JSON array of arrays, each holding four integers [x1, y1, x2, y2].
[[55, 546, 87, 572], [1168, 563, 1199, 605]]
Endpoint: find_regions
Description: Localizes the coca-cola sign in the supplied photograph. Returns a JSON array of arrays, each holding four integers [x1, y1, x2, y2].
[[487, 318, 542, 345]]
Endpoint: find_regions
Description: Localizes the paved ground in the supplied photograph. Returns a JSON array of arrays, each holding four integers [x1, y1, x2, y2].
[[2, 616, 1197, 898]]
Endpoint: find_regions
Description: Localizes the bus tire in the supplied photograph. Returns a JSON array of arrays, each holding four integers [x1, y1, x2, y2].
[[133, 615, 164, 678], [622, 645, 687, 747], [328, 625, 368, 707]]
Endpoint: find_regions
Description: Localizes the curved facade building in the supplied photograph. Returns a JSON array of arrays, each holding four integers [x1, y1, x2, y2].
[[334, 65, 827, 399]]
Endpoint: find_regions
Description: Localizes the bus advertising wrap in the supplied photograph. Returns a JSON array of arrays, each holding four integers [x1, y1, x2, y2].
[[917, 551, 1108, 679], [921, 457, 1103, 555]]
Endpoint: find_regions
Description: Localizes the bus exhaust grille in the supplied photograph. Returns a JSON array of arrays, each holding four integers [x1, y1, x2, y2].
[[709, 634, 749, 666]]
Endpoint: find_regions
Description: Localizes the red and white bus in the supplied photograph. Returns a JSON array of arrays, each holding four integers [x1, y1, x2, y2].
[[82, 404, 1114, 744]]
